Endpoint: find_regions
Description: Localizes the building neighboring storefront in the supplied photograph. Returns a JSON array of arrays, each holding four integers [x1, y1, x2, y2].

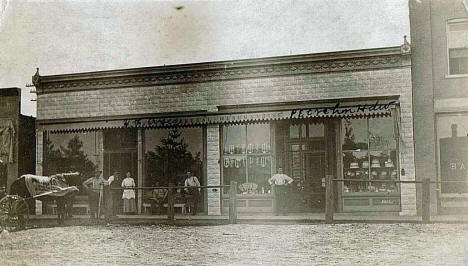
[[410, 0, 468, 214], [33, 44, 416, 215], [0, 88, 36, 194]]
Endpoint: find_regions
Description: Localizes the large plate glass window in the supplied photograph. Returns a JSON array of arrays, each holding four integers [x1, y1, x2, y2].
[[222, 124, 272, 194], [342, 117, 399, 193], [447, 19, 468, 75], [437, 113, 468, 193], [144, 128, 204, 187]]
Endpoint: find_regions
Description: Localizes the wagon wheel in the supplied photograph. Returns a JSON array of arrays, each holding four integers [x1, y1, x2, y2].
[[0, 195, 30, 231]]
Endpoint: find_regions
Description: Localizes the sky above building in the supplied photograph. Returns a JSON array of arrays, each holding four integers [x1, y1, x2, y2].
[[0, 0, 410, 117]]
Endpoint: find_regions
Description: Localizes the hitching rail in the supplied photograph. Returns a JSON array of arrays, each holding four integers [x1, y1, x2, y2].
[[328, 178, 468, 224], [103, 182, 238, 224]]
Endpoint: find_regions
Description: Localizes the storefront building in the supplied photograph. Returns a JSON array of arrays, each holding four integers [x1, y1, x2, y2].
[[410, 0, 468, 214], [0, 87, 36, 194], [33, 44, 416, 215]]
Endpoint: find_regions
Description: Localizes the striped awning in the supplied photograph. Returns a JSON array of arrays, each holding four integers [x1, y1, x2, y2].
[[40, 99, 399, 133]]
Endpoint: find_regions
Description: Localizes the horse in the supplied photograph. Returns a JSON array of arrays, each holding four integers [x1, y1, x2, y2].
[[8, 173, 80, 225]]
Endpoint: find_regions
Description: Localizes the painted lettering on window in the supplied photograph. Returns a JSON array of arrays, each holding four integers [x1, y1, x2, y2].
[[449, 162, 466, 171]]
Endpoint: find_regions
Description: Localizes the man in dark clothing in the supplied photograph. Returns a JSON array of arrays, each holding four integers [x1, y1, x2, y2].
[[150, 181, 167, 215], [106, 171, 121, 218]]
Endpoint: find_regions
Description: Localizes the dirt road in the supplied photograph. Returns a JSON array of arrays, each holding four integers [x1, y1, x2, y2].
[[1, 223, 467, 265]]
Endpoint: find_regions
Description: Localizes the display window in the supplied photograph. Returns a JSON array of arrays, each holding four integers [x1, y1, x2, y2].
[[46, 132, 99, 196], [144, 128, 204, 187], [222, 124, 272, 194], [342, 117, 399, 194], [437, 113, 468, 193]]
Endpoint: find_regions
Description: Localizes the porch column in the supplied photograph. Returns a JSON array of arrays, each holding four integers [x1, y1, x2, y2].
[[35, 130, 44, 176], [96, 130, 104, 173], [207, 124, 221, 215], [137, 129, 144, 214]]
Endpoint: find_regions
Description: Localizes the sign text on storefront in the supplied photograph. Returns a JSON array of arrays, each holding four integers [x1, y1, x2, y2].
[[290, 100, 398, 119]]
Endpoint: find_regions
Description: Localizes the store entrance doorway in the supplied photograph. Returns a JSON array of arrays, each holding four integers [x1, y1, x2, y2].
[[103, 129, 138, 179], [283, 121, 327, 212], [103, 151, 137, 180]]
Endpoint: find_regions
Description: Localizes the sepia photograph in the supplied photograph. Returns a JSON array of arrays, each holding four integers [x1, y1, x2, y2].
[[0, 0, 468, 265]]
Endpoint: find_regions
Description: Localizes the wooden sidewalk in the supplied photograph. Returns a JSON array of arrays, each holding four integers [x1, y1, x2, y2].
[[27, 213, 468, 226]]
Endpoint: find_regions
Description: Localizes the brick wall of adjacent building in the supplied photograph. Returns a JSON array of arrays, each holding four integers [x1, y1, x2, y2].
[[409, 0, 437, 214], [425, 0, 468, 100], [37, 66, 416, 215], [1, 88, 20, 191], [410, 0, 468, 214]]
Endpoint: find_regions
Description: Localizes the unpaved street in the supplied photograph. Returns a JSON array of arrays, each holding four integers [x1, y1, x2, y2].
[[1, 223, 467, 265]]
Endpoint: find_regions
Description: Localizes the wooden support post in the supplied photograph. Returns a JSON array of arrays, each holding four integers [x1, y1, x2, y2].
[[272, 184, 278, 216], [325, 175, 334, 224], [137, 129, 144, 214], [422, 178, 431, 223], [229, 181, 238, 224], [167, 183, 174, 224]]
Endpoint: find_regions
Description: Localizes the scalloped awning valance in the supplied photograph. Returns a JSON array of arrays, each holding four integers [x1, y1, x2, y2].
[[40, 99, 399, 133]]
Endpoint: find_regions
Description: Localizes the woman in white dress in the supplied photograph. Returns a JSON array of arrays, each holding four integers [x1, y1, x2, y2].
[[121, 172, 137, 214]]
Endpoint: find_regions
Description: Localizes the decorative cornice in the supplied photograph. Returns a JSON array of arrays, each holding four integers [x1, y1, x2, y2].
[[35, 46, 410, 95]]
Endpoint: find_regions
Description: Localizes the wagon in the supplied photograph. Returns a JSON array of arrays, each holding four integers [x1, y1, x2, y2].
[[0, 173, 80, 231]]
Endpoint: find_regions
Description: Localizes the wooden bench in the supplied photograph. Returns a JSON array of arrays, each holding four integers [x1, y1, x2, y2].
[[49, 202, 90, 215], [48, 195, 90, 215], [142, 202, 187, 214]]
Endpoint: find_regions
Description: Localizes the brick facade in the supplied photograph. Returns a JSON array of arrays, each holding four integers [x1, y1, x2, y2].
[[35, 47, 416, 215], [38, 69, 411, 120]]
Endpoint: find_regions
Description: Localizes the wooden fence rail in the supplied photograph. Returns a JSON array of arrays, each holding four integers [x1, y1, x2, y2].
[[111, 184, 236, 224], [329, 178, 468, 223]]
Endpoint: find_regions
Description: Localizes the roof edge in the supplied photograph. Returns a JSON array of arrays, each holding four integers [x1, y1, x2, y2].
[[38, 46, 404, 82]]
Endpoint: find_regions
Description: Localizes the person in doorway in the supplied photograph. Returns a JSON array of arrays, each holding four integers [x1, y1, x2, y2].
[[184, 171, 201, 215], [105, 171, 121, 220], [82, 170, 106, 220], [150, 181, 167, 215], [121, 172, 137, 214], [268, 167, 293, 216]]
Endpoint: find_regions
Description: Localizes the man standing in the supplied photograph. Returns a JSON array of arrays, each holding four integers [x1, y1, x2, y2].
[[105, 171, 121, 220], [184, 171, 201, 215], [268, 167, 293, 216], [82, 170, 106, 220]]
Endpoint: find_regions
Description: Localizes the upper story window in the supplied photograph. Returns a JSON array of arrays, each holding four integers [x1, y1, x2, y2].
[[447, 19, 468, 75]]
